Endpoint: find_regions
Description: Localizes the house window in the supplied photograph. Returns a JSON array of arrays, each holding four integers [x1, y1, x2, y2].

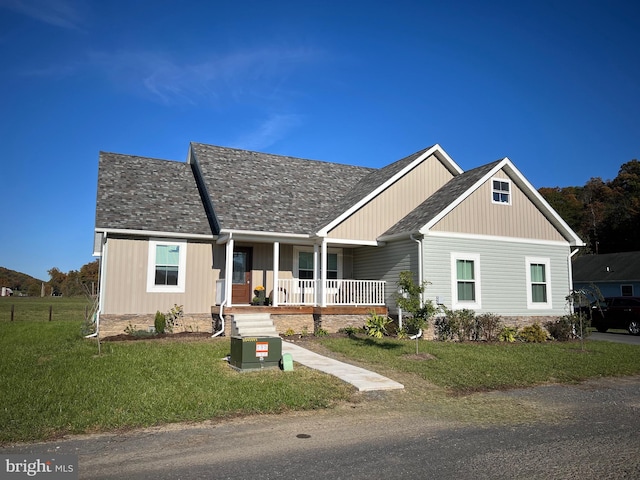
[[451, 253, 481, 309], [298, 252, 314, 280], [294, 247, 341, 280], [147, 239, 187, 293], [492, 178, 511, 204], [621, 285, 634, 296], [526, 257, 551, 309]]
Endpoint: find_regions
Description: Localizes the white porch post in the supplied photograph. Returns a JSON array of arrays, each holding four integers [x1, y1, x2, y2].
[[320, 240, 328, 307], [225, 238, 234, 307], [272, 241, 280, 307], [313, 244, 320, 306]]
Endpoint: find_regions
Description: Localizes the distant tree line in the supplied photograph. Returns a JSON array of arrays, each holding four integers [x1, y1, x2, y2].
[[539, 160, 640, 254], [47, 261, 99, 297], [0, 261, 99, 297]]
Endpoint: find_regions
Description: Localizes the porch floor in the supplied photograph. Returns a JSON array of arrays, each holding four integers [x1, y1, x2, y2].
[[218, 305, 388, 315]]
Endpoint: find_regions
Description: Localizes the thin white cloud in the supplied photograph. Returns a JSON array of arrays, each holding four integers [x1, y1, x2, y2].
[[0, 0, 86, 30], [232, 114, 304, 151], [89, 47, 319, 106]]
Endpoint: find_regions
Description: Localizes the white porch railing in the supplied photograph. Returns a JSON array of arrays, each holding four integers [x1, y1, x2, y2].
[[277, 279, 385, 306]]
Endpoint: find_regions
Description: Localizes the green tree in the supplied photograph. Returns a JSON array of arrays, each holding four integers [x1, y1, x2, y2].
[[394, 271, 437, 354]]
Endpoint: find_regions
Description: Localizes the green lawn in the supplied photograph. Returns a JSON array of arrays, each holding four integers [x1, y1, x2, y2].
[[2, 297, 640, 444], [0, 298, 352, 444], [317, 335, 640, 392]]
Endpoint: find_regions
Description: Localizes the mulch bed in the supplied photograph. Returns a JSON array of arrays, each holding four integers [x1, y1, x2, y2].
[[101, 332, 213, 342]]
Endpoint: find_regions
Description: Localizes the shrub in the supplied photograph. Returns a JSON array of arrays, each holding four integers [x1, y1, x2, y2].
[[517, 323, 548, 343], [498, 326, 518, 342], [154, 311, 167, 334], [315, 328, 329, 337], [545, 314, 591, 341], [284, 328, 296, 337], [435, 308, 477, 341], [475, 313, 503, 342], [339, 326, 363, 337], [365, 312, 392, 338]]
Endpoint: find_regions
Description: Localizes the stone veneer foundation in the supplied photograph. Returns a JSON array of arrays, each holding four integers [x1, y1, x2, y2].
[[98, 314, 213, 338]]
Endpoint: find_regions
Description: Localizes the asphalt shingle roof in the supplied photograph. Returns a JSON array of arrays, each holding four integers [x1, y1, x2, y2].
[[95, 152, 212, 236], [381, 160, 502, 236], [573, 252, 640, 282], [95, 143, 503, 240], [190, 143, 375, 234]]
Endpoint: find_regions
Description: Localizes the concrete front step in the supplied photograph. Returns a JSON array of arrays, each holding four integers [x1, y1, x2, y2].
[[232, 313, 278, 337]]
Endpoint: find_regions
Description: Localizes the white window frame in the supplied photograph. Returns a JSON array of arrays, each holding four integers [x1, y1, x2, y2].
[[147, 239, 187, 293], [491, 177, 512, 205], [526, 256, 552, 309], [293, 246, 342, 280], [450, 253, 481, 309]]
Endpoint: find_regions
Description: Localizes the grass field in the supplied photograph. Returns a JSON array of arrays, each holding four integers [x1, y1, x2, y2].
[[2, 297, 640, 444]]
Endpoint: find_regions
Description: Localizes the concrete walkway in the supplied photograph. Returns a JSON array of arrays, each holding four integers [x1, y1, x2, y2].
[[281, 341, 404, 392]]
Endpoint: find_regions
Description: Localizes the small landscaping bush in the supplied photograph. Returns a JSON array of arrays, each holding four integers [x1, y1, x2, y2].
[[545, 314, 591, 341], [498, 326, 518, 342], [339, 326, 363, 337], [154, 310, 167, 334], [517, 323, 548, 343], [475, 313, 503, 342], [434, 309, 502, 342], [365, 311, 392, 338]]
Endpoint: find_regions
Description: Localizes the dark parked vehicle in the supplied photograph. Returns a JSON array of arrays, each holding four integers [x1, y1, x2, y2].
[[588, 297, 640, 335]]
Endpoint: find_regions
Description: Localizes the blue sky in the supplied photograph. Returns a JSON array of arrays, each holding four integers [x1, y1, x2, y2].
[[1, 0, 638, 281]]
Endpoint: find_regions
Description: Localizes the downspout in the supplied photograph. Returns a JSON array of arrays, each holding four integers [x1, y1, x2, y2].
[[568, 248, 580, 314], [213, 234, 234, 337], [409, 233, 423, 339], [86, 232, 107, 338], [212, 298, 226, 337]]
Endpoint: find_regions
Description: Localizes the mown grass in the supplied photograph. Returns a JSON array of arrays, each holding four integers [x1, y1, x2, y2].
[[3, 297, 640, 443], [0, 299, 352, 444], [0, 296, 91, 323], [318, 335, 640, 392]]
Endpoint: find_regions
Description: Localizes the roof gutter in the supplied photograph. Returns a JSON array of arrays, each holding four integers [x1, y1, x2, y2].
[[95, 228, 216, 241]]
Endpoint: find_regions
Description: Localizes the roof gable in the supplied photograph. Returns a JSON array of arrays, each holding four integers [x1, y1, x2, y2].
[[381, 158, 584, 246], [317, 144, 463, 235]]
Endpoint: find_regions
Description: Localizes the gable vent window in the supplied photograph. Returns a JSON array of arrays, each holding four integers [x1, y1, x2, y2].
[[492, 179, 511, 205]]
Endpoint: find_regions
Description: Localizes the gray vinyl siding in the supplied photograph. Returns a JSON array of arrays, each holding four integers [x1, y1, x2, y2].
[[353, 239, 418, 313], [423, 235, 572, 317]]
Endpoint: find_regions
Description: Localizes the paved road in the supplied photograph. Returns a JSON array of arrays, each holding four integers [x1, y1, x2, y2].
[[3, 375, 640, 479], [590, 330, 640, 345]]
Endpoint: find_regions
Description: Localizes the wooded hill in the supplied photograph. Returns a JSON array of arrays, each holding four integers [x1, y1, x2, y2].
[[539, 159, 640, 254], [0, 267, 44, 296], [0, 261, 99, 297]]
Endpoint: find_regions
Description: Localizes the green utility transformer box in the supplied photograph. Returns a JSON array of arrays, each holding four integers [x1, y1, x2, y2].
[[229, 336, 282, 371]]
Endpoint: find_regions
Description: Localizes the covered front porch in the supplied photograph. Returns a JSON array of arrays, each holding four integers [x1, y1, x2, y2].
[[215, 232, 387, 309]]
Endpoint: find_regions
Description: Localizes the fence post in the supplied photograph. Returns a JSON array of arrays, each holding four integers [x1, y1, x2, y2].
[[49, 305, 53, 322], [11, 304, 14, 321]]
